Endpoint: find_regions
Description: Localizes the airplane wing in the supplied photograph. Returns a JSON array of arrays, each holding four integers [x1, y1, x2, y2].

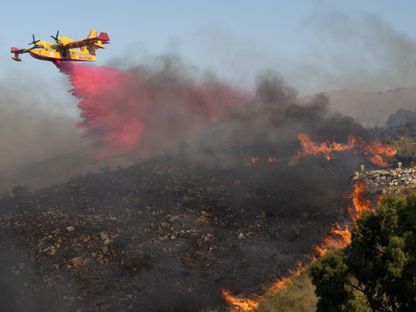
[[63, 32, 110, 49]]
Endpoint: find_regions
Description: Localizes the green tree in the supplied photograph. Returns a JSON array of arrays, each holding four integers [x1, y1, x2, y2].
[[310, 193, 416, 312]]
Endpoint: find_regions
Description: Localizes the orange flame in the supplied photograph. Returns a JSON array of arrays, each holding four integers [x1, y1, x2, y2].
[[314, 182, 370, 257], [295, 132, 356, 161], [367, 154, 388, 167], [267, 156, 279, 164], [313, 226, 348, 256], [313, 224, 352, 257], [357, 139, 397, 167], [349, 181, 372, 224], [293, 132, 396, 167], [222, 261, 305, 311], [268, 261, 304, 292], [248, 156, 279, 166], [248, 156, 260, 166], [222, 182, 372, 311], [364, 141, 397, 157], [221, 290, 260, 311]]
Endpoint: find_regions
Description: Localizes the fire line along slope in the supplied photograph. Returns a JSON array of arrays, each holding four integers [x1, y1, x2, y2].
[[0, 147, 359, 311], [0, 63, 398, 310]]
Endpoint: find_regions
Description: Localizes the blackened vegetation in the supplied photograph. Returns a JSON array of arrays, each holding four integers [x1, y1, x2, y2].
[[0, 149, 361, 312], [0, 72, 379, 311]]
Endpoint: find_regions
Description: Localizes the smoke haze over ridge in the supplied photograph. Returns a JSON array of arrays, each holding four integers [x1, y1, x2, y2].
[[184, 11, 416, 94], [1, 11, 416, 189], [0, 82, 82, 173]]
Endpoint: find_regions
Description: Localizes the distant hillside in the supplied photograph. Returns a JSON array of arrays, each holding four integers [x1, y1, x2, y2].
[[321, 87, 416, 127]]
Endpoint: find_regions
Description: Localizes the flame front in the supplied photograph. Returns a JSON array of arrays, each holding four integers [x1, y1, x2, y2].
[[267, 156, 279, 164], [222, 262, 304, 311], [349, 181, 372, 224], [248, 156, 260, 166], [313, 182, 370, 257], [222, 182, 372, 311], [268, 262, 304, 292], [293, 132, 396, 167], [313, 224, 352, 257], [248, 133, 396, 168], [295, 132, 356, 161], [222, 289, 260, 311]]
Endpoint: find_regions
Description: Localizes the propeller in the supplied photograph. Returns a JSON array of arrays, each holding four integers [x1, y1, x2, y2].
[[27, 34, 41, 50], [51, 30, 61, 44], [28, 34, 40, 46]]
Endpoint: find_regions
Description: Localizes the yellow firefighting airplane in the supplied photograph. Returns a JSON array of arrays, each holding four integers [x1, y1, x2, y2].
[[11, 30, 110, 63]]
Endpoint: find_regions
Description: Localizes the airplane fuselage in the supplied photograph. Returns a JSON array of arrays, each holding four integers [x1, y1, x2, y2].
[[11, 31, 109, 63], [28, 39, 96, 62], [28, 47, 96, 62]]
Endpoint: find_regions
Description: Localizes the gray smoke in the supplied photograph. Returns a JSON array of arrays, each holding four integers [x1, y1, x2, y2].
[[186, 12, 416, 95], [0, 66, 373, 311], [299, 12, 416, 92], [2, 11, 414, 189], [189, 70, 369, 156], [0, 83, 82, 173]]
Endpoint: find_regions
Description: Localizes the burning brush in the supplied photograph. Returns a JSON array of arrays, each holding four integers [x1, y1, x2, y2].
[[291, 132, 397, 167], [222, 181, 373, 311]]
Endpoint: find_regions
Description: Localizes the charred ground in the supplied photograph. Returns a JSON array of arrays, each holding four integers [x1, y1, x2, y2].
[[0, 67, 396, 311], [0, 145, 362, 312]]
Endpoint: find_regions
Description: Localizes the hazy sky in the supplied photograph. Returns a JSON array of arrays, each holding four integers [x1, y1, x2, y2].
[[1, 0, 416, 96], [1, 0, 416, 171]]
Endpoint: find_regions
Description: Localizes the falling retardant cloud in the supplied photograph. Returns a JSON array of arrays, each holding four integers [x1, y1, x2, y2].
[[57, 56, 248, 159], [56, 53, 376, 163]]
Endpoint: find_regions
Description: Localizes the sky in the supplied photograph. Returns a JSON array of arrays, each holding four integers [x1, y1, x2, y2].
[[1, 0, 416, 102]]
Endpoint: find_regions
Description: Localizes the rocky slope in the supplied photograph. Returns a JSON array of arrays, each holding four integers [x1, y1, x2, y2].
[[0, 150, 354, 311]]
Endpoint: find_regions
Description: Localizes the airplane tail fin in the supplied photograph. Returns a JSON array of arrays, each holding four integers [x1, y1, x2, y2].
[[87, 29, 97, 39], [11, 47, 22, 61], [86, 30, 109, 55]]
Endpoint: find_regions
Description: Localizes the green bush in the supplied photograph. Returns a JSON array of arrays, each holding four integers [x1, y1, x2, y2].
[[310, 193, 416, 312]]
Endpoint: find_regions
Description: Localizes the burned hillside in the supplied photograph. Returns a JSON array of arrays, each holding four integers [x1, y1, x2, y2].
[[0, 68, 401, 311], [0, 146, 366, 311]]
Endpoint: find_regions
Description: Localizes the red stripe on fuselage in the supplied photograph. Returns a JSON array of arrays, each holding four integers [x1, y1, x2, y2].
[[29, 51, 92, 62]]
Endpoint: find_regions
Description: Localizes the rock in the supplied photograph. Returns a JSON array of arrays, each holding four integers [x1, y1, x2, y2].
[[203, 234, 213, 242], [66, 226, 75, 232], [99, 232, 109, 241], [43, 245, 57, 256], [70, 256, 88, 269], [356, 167, 416, 194]]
